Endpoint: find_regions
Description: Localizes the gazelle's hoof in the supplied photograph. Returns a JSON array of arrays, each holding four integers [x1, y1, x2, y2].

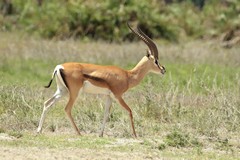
[[36, 128, 42, 134]]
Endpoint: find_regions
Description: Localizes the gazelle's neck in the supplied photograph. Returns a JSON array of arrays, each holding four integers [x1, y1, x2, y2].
[[127, 56, 150, 88]]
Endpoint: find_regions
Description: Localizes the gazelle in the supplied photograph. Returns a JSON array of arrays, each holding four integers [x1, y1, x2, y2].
[[37, 23, 166, 138]]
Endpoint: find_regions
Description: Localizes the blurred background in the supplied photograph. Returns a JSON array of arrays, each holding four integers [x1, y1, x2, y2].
[[1, 0, 239, 44]]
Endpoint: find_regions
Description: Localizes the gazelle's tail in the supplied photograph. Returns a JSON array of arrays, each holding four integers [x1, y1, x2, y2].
[[44, 65, 64, 88]]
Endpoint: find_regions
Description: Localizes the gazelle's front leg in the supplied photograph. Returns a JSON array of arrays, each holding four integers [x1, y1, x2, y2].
[[99, 95, 112, 137], [116, 96, 137, 138]]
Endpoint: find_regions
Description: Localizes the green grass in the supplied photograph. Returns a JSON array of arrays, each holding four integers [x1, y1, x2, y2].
[[145, 62, 240, 93], [0, 58, 51, 84], [1, 57, 239, 93], [0, 132, 112, 149]]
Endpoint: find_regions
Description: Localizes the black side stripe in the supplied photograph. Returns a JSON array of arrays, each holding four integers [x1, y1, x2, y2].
[[83, 73, 106, 83]]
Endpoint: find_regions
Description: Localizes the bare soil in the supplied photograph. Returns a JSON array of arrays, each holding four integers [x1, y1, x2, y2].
[[0, 146, 158, 160]]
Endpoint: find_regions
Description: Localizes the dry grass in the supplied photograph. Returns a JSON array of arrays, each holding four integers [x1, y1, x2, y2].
[[0, 32, 240, 158]]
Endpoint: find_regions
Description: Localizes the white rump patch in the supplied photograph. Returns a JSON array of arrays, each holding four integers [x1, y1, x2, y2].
[[54, 65, 64, 73], [54, 65, 68, 90]]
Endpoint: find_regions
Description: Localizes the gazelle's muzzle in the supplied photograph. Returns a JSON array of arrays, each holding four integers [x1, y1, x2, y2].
[[160, 66, 166, 74]]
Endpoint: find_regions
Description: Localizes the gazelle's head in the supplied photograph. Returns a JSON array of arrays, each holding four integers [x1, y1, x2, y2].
[[127, 23, 166, 75]]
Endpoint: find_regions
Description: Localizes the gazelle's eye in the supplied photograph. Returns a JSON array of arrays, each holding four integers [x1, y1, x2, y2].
[[155, 60, 158, 65]]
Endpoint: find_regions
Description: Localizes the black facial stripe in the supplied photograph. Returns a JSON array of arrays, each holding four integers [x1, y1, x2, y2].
[[154, 60, 161, 69]]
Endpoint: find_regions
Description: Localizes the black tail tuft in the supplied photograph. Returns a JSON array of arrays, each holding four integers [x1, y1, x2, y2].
[[44, 79, 53, 88], [44, 71, 57, 88]]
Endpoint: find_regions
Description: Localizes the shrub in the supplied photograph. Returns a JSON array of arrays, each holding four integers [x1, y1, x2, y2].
[[164, 129, 202, 148], [164, 129, 190, 147], [1, 0, 239, 41]]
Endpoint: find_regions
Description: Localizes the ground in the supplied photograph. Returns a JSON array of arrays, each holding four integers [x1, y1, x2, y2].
[[0, 132, 239, 160], [1, 146, 149, 160], [0, 133, 161, 160]]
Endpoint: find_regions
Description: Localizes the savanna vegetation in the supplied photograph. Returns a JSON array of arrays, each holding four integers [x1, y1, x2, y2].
[[1, 0, 240, 41], [0, 0, 240, 159]]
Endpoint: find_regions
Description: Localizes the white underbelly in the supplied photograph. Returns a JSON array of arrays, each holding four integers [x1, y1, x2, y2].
[[80, 81, 111, 95]]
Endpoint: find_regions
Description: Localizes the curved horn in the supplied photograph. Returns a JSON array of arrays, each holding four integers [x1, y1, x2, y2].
[[127, 22, 150, 48], [137, 26, 159, 60], [127, 22, 159, 60]]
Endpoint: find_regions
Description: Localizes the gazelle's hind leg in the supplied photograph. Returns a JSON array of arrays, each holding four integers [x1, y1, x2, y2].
[[37, 87, 67, 133], [99, 95, 112, 137], [64, 83, 83, 135]]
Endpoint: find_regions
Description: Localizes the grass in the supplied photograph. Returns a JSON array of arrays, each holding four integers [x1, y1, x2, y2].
[[0, 32, 240, 159], [0, 132, 112, 149]]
